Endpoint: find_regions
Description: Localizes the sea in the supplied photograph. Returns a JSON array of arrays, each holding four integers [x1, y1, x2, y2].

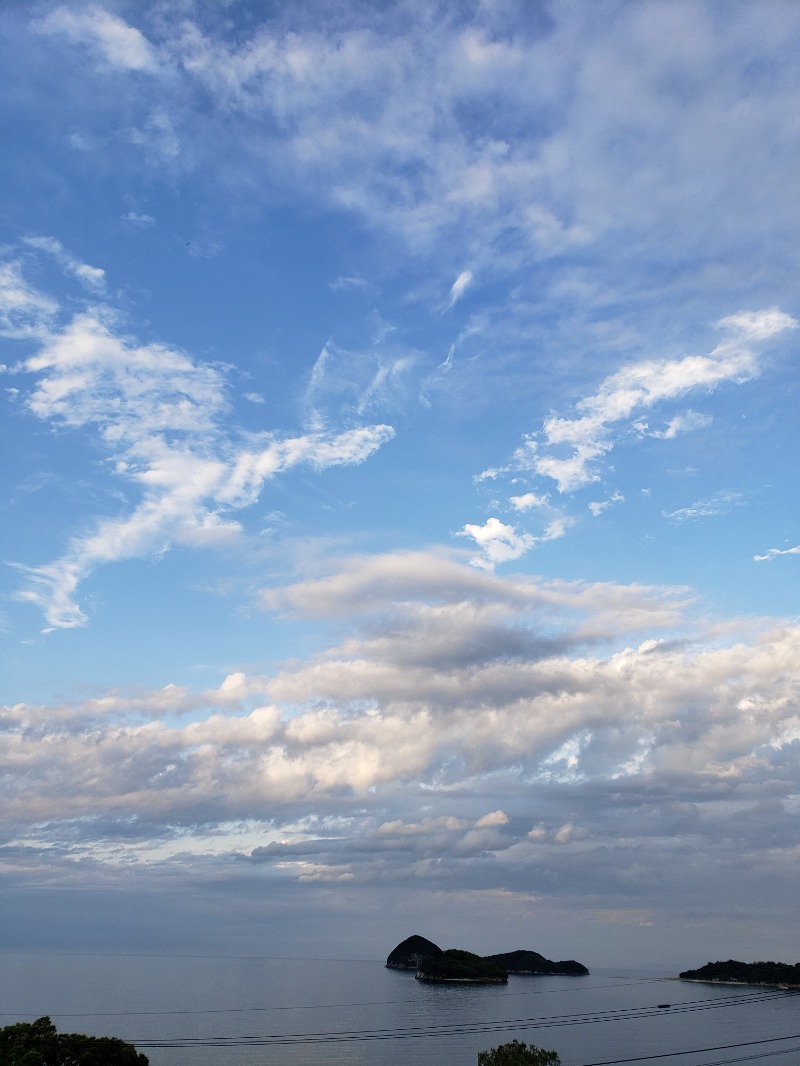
[[1, 954, 798, 1066]]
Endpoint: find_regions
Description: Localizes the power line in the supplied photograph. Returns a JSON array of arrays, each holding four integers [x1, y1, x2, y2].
[[129, 991, 798, 1049], [578, 1033, 800, 1065]]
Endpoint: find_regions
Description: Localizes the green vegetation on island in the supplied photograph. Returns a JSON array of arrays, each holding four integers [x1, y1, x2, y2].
[[478, 1041, 561, 1065], [679, 960, 800, 987], [486, 950, 588, 976], [0, 1016, 149, 1066], [416, 949, 508, 983]]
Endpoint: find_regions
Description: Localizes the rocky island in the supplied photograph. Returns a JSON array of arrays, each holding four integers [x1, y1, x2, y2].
[[386, 934, 443, 971], [386, 935, 589, 984], [679, 960, 800, 988]]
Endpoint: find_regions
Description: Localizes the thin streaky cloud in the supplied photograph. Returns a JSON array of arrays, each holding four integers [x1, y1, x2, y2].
[[754, 544, 800, 562], [502, 309, 796, 495], [7, 248, 394, 629], [662, 491, 745, 523]]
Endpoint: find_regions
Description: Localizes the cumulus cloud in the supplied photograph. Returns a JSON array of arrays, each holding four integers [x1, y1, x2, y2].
[[2, 553, 799, 932], [459, 517, 537, 569], [3, 250, 393, 628], [458, 513, 572, 569], [509, 492, 548, 512], [589, 491, 624, 518]]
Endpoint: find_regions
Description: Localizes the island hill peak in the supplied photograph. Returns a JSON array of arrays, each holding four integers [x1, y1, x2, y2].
[[386, 935, 589, 984]]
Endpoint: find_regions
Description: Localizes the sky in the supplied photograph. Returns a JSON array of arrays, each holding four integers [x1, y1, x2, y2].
[[1, 0, 799, 971]]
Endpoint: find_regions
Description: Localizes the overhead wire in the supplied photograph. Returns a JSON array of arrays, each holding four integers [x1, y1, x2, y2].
[[128, 989, 798, 1049], [577, 1031, 800, 1064]]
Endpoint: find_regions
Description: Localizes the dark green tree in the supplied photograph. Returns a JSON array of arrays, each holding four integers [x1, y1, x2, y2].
[[0, 1017, 149, 1066], [478, 1038, 562, 1066]]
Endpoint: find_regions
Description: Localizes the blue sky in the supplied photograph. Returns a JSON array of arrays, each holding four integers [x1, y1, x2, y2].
[[1, 0, 799, 968]]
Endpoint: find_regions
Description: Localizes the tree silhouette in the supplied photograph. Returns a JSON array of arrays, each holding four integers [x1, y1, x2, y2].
[[0, 1017, 148, 1066], [478, 1039, 562, 1065]]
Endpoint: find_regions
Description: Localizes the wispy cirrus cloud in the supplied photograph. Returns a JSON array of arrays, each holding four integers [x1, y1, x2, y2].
[[511, 309, 796, 495], [462, 311, 795, 564], [35, 5, 158, 72], [22, 235, 107, 294], [662, 491, 745, 523], [2, 247, 393, 629], [27, 1, 800, 300]]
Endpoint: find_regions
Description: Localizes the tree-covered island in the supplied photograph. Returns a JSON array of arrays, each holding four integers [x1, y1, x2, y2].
[[386, 935, 589, 983], [679, 960, 800, 987], [416, 949, 509, 984]]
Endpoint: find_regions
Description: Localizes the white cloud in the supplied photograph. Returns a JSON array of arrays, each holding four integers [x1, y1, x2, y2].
[[3, 556, 799, 917], [329, 274, 375, 292], [122, 212, 155, 227], [37, 6, 158, 72], [459, 517, 536, 570], [8, 253, 394, 628], [662, 491, 744, 523], [25, 1, 800, 308], [0, 260, 58, 339], [509, 492, 548, 511], [649, 410, 712, 440], [589, 491, 624, 518], [754, 544, 800, 562], [475, 810, 509, 828], [305, 337, 416, 420], [510, 310, 796, 494], [444, 269, 474, 311], [23, 236, 107, 294]]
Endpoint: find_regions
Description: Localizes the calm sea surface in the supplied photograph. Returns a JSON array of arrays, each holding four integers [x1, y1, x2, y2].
[[1, 954, 798, 1066]]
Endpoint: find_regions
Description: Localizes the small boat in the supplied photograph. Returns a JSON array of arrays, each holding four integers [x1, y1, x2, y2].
[[657, 1003, 671, 1009]]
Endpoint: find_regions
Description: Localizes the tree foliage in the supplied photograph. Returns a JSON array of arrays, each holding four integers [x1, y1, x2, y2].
[[478, 1038, 562, 1066], [417, 949, 507, 982], [0, 1017, 149, 1066]]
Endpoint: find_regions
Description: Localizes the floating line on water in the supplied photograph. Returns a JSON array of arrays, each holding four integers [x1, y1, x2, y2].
[[0, 977, 699, 1019]]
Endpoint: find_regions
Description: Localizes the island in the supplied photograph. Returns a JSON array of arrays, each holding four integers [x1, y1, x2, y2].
[[679, 959, 800, 988], [386, 934, 443, 970], [386, 935, 589, 984]]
